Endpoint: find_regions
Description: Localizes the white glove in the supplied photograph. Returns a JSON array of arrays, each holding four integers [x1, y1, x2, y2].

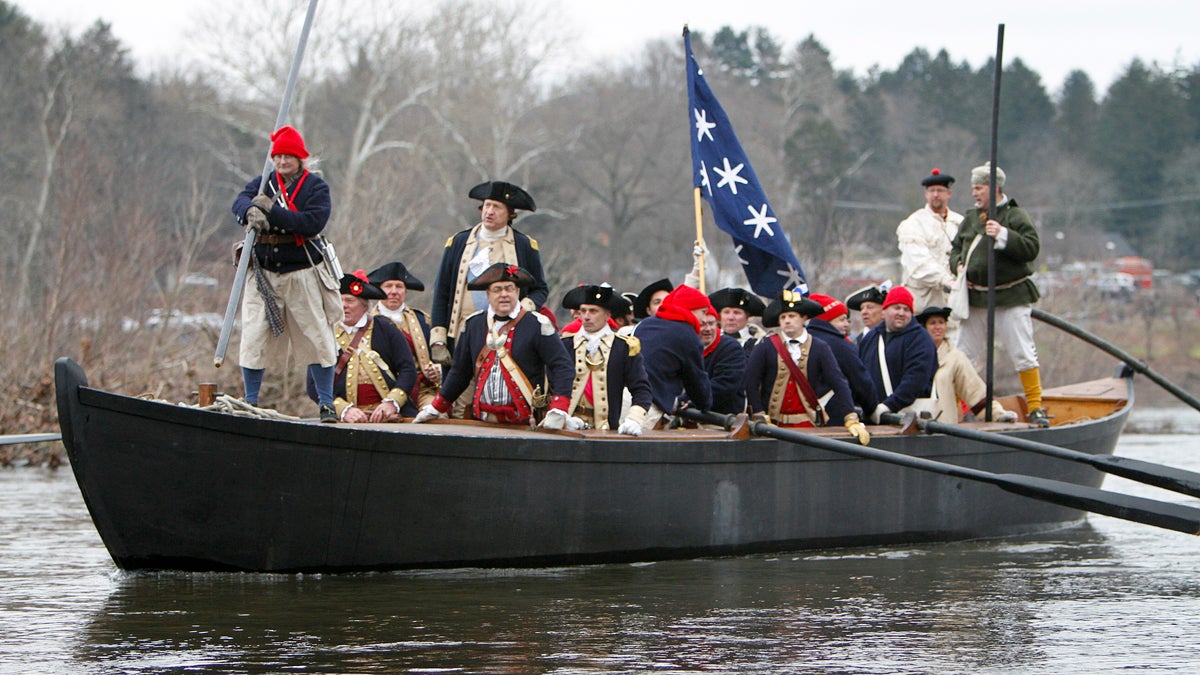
[[539, 408, 567, 430], [411, 404, 444, 424], [870, 403, 891, 425], [618, 418, 643, 436], [996, 410, 1018, 423], [564, 416, 590, 431]]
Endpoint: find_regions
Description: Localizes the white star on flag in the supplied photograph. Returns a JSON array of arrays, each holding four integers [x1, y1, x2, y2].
[[699, 160, 712, 196], [712, 157, 748, 195], [743, 203, 777, 238], [734, 244, 748, 266], [776, 262, 807, 291], [694, 108, 716, 142]]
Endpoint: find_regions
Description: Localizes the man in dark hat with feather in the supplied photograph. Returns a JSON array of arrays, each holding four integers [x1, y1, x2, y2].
[[414, 263, 573, 429]]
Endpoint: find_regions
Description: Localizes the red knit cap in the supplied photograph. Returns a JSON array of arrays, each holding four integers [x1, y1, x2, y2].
[[665, 285, 714, 313], [882, 286, 914, 311], [808, 293, 848, 322], [270, 125, 309, 159]]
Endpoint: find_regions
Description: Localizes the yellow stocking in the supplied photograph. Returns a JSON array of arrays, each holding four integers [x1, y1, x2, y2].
[[1018, 367, 1043, 411]]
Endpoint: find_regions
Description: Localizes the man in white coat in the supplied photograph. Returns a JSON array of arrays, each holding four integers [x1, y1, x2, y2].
[[897, 168, 962, 313]]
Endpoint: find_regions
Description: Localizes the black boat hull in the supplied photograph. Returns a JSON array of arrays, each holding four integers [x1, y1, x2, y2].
[[55, 358, 1130, 572]]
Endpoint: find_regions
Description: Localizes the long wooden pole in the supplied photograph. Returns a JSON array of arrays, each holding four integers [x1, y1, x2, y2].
[[693, 187, 706, 294], [214, 0, 321, 368], [984, 24, 1005, 420]]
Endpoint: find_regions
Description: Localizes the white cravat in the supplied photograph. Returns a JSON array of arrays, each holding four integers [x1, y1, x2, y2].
[[376, 304, 405, 324], [785, 330, 808, 361], [341, 313, 369, 334], [581, 325, 612, 355]]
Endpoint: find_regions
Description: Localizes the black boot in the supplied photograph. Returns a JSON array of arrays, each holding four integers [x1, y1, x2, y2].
[[319, 403, 337, 424]]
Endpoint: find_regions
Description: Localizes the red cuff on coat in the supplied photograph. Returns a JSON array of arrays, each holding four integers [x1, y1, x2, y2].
[[548, 395, 570, 413], [431, 394, 451, 414]]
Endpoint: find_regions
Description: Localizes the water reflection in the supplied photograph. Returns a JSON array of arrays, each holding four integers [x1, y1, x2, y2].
[[73, 526, 1173, 674]]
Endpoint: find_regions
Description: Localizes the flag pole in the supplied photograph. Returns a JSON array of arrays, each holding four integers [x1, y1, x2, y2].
[[693, 187, 706, 293]]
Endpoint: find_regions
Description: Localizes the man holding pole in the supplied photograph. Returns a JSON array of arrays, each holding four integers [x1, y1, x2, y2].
[[231, 125, 340, 422], [949, 163, 1049, 427]]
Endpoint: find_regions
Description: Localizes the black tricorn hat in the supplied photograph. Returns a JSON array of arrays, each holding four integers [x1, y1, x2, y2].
[[467, 262, 534, 291], [708, 287, 766, 317], [845, 284, 887, 311], [340, 270, 387, 300], [633, 278, 674, 319], [468, 180, 536, 212], [762, 290, 823, 328], [562, 284, 627, 314], [915, 305, 952, 325], [366, 261, 425, 292], [920, 167, 955, 188]]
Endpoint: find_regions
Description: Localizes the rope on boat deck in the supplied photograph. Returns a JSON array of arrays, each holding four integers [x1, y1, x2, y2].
[[138, 393, 301, 420]]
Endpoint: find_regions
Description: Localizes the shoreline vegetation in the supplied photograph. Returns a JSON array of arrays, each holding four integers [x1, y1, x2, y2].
[[8, 281, 1198, 468]]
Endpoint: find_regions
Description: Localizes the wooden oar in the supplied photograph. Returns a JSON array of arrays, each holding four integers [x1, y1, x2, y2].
[[1032, 307, 1200, 414], [881, 412, 1200, 499], [676, 408, 1200, 536], [0, 433, 62, 446]]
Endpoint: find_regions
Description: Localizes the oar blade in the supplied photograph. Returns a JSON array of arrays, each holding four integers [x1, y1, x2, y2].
[[997, 474, 1200, 535], [1095, 456, 1200, 499]]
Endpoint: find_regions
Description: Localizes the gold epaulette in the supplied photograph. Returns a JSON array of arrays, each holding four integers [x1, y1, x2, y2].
[[615, 333, 641, 357], [528, 236, 539, 251], [444, 235, 455, 248]]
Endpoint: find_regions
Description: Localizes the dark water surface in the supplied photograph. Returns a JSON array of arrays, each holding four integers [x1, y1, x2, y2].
[[3, 411, 1200, 673]]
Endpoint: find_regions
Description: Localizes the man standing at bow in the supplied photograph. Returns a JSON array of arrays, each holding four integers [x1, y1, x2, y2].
[[368, 261, 440, 409], [744, 291, 869, 444], [414, 264, 573, 428], [231, 125, 340, 422], [897, 168, 962, 313], [560, 284, 653, 434], [950, 162, 1049, 426], [858, 286, 938, 424]]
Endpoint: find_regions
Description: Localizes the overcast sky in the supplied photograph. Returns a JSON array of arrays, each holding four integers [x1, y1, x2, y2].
[[17, 0, 1200, 95]]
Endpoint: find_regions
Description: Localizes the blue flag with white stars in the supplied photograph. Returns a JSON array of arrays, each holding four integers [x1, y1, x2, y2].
[[685, 28, 808, 297]]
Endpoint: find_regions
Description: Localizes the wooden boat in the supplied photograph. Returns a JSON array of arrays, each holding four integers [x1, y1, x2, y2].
[[54, 357, 1146, 573]]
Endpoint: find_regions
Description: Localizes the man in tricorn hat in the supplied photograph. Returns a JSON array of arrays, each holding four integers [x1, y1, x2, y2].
[[631, 278, 673, 322], [844, 283, 888, 344], [429, 180, 549, 365], [559, 284, 652, 434], [950, 162, 1049, 427], [897, 168, 963, 313], [368, 261, 441, 409], [306, 270, 418, 423], [414, 263, 573, 428], [745, 291, 870, 444], [708, 287, 766, 356]]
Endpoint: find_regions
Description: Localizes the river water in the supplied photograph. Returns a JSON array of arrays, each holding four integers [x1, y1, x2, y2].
[[3, 409, 1200, 674]]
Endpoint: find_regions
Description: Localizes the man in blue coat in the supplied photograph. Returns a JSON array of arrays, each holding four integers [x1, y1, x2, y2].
[[632, 284, 712, 429], [697, 308, 747, 414], [414, 263, 573, 428], [806, 293, 878, 415], [369, 261, 440, 409], [744, 291, 869, 443], [560, 284, 653, 434], [429, 181, 549, 364], [858, 286, 937, 423]]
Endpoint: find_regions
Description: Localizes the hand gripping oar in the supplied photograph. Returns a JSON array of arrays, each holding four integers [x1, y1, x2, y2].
[[1032, 307, 1200, 414], [677, 408, 1200, 536], [213, 0, 321, 368], [881, 411, 1200, 499]]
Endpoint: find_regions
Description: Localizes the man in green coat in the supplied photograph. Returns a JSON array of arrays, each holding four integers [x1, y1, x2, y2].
[[948, 163, 1049, 427]]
